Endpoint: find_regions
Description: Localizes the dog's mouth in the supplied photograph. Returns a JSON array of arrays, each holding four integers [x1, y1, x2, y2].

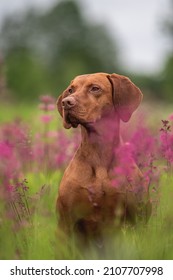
[[64, 110, 96, 131], [64, 111, 80, 128]]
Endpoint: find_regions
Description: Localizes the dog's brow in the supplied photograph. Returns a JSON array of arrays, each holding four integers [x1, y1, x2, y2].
[[71, 78, 88, 88], [87, 83, 101, 88]]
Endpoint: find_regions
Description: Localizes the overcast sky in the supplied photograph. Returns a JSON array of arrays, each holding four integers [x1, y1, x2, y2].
[[0, 0, 171, 73]]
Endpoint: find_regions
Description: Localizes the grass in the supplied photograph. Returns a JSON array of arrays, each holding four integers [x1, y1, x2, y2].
[[0, 102, 38, 123], [1, 173, 173, 260], [0, 101, 173, 260]]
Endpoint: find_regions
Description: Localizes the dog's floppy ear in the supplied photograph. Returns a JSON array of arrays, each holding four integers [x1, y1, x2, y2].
[[107, 73, 143, 122], [57, 94, 63, 117], [56, 94, 72, 129]]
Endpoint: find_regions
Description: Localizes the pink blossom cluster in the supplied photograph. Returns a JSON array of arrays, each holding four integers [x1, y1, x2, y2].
[[111, 116, 173, 209], [160, 120, 173, 165], [0, 96, 80, 192], [0, 121, 31, 188], [0, 95, 173, 206], [39, 95, 56, 124]]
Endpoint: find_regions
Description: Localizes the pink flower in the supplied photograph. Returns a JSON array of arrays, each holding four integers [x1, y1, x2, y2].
[[40, 115, 53, 123], [47, 104, 55, 111], [39, 103, 55, 111], [0, 142, 12, 158], [160, 129, 173, 161], [47, 131, 58, 138], [7, 185, 14, 192], [169, 113, 173, 121], [112, 143, 135, 188], [39, 95, 55, 104]]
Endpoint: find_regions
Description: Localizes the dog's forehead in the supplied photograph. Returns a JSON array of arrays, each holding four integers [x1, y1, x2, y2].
[[71, 73, 111, 87]]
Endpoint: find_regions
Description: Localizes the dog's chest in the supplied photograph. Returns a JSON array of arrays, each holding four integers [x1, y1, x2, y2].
[[78, 166, 117, 205], [94, 166, 108, 180]]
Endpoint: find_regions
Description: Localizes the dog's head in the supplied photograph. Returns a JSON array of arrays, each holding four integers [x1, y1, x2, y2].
[[57, 73, 143, 129]]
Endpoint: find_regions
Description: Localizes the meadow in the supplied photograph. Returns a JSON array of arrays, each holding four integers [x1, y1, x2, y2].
[[0, 95, 173, 260]]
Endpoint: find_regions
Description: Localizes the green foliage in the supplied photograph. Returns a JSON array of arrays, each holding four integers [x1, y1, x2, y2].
[[1, 0, 173, 103], [124, 0, 173, 103], [162, 0, 173, 44], [1, 172, 173, 259], [127, 54, 173, 103], [6, 48, 51, 101], [161, 55, 173, 102], [159, 0, 173, 102], [129, 73, 163, 100], [0, 0, 120, 101]]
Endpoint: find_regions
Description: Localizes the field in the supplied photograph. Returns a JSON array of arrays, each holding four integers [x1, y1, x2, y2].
[[0, 96, 173, 260]]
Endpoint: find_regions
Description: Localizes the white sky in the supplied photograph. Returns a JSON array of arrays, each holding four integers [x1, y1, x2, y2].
[[0, 0, 172, 73]]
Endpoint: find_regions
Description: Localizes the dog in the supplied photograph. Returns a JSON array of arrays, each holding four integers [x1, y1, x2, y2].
[[56, 73, 151, 243]]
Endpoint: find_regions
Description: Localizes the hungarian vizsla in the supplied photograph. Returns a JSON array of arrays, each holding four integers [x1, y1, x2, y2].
[[56, 73, 151, 242]]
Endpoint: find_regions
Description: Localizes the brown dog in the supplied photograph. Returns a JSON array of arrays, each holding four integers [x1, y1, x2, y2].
[[56, 73, 150, 242]]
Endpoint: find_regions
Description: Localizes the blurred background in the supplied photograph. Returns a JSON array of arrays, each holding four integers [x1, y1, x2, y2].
[[1, 0, 173, 261], [0, 0, 173, 103]]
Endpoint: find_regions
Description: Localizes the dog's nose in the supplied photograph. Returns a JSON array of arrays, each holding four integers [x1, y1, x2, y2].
[[62, 96, 76, 110]]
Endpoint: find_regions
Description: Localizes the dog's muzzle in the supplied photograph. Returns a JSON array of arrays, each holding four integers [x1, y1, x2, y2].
[[62, 96, 76, 110]]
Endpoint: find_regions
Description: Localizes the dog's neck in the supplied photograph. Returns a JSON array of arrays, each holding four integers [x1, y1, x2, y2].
[[79, 112, 120, 169]]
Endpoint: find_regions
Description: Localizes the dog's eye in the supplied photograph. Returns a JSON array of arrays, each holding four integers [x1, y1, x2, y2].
[[68, 88, 73, 94], [90, 86, 100, 92]]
